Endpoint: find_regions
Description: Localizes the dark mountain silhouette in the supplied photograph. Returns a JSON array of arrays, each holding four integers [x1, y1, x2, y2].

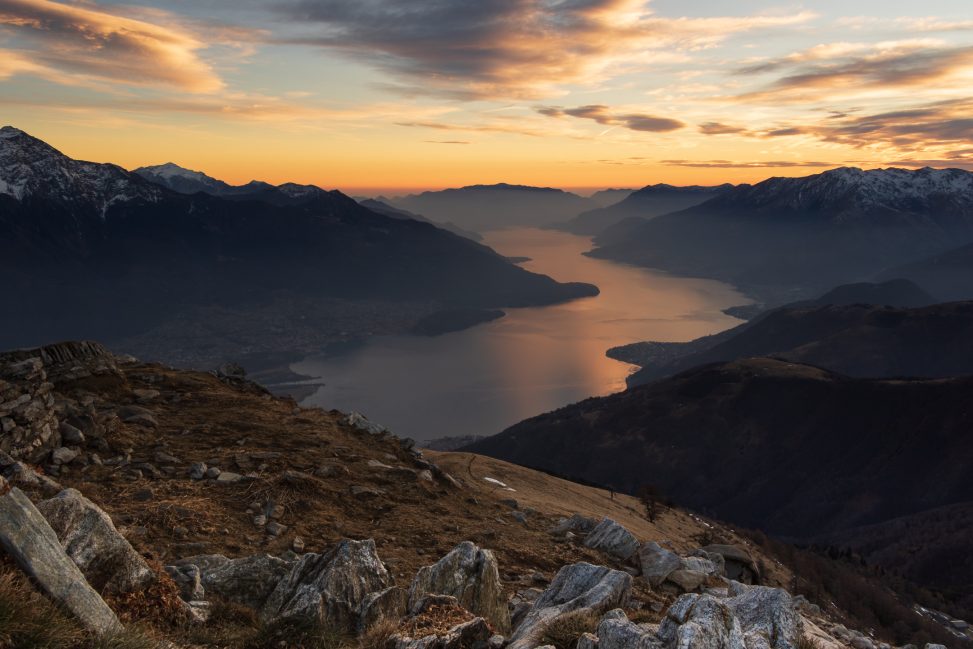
[[590, 167, 973, 300], [0, 127, 597, 352], [881, 241, 973, 301], [465, 357, 973, 541], [393, 183, 596, 231], [612, 289, 970, 388], [557, 183, 732, 235], [587, 188, 634, 207], [358, 198, 482, 241]]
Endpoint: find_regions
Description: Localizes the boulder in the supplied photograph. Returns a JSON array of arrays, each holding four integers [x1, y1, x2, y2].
[[702, 545, 760, 584], [409, 541, 511, 633], [507, 562, 632, 649], [681, 556, 720, 576], [584, 518, 640, 562], [0, 482, 119, 634], [36, 488, 155, 595], [261, 538, 392, 629], [596, 609, 662, 649], [165, 563, 205, 601], [665, 569, 709, 594], [727, 586, 801, 649], [177, 553, 293, 610], [359, 586, 409, 631], [639, 542, 682, 587], [658, 594, 746, 649]]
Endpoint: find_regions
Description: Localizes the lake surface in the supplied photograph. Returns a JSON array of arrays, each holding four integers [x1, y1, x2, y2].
[[294, 228, 749, 442]]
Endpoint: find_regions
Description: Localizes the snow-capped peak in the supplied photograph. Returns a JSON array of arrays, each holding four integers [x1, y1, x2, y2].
[[137, 162, 210, 182], [0, 125, 25, 140]]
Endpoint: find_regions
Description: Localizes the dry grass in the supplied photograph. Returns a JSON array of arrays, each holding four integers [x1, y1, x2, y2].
[[398, 603, 475, 639], [796, 635, 819, 649], [538, 609, 600, 649], [357, 617, 400, 649]]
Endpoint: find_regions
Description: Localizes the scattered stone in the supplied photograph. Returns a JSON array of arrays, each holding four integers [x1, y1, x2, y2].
[[50, 447, 78, 465], [551, 513, 598, 536], [409, 541, 511, 634], [59, 422, 85, 445], [165, 563, 205, 601], [253, 514, 267, 528], [344, 412, 387, 435], [0, 482, 120, 635], [153, 450, 180, 465], [189, 462, 207, 480], [293, 537, 305, 553], [350, 485, 385, 498], [266, 522, 287, 537], [584, 518, 640, 562], [205, 466, 222, 479], [215, 471, 246, 484]]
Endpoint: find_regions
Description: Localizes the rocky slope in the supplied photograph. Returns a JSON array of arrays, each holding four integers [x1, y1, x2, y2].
[[610, 292, 968, 388], [393, 184, 597, 231], [0, 341, 962, 648], [589, 167, 973, 300], [0, 127, 596, 363]]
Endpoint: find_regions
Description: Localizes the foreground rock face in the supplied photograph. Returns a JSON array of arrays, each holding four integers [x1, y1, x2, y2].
[[507, 562, 633, 649], [176, 553, 294, 610], [639, 542, 683, 587], [584, 518, 641, 562], [261, 538, 392, 629], [0, 482, 119, 634], [37, 488, 156, 595], [409, 541, 511, 633]]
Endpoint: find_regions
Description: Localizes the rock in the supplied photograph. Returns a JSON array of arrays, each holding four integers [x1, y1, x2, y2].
[[50, 447, 78, 465], [293, 537, 305, 553], [657, 594, 746, 649], [261, 538, 392, 630], [266, 522, 288, 537], [702, 544, 760, 584], [409, 541, 511, 634], [507, 562, 632, 649], [165, 564, 205, 601], [924, 644, 947, 649], [204, 466, 222, 479], [36, 488, 156, 595], [584, 518, 640, 562], [178, 553, 294, 610], [59, 422, 85, 445], [393, 616, 492, 649], [500, 498, 519, 509], [351, 485, 385, 498], [726, 586, 801, 649], [215, 362, 247, 380], [0, 482, 120, 634], [215, 471, 246, 484], [596, 610, 661, 649], [359, 586, 409, 631], [153, 450, 180, 465], [344, 411, 387, 435], [253, 514, 267, 528], [681, 556, 720, 576], [551, 513, 597, 536], [639, 542, 682, 587], [189, 462, 207, 480], [665, 570, 709, 593], [578, 632, 600, 649], [417, 469, 434, 482], [511, 511, 528, 525]]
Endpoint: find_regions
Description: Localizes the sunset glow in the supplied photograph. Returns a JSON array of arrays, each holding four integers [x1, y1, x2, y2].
[[2, 0, 972, 192]]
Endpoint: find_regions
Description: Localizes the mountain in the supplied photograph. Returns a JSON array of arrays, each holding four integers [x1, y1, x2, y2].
[[359, 198, 483, 241], [587, 188, 635, 207], [609, 279, 945, 386], [0, 126, 596, 363], [557, 184, 732, 236], [393, 183, 597, 231], [0, 340, 965, 648], [466, 356, 973, 539], [881, 241, 973, 301], [135, 162, 328, 206], [590, 167, 973, 301]]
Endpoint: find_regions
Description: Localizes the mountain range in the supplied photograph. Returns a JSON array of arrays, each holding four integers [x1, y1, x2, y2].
[[589, 167, 973, 302], [557, 183, 732, 235], [392, 183, 597, 231], [0, 126, 596, 363]]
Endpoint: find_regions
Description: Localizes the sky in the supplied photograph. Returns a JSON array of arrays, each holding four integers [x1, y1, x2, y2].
[[2, 0, 972, 193]]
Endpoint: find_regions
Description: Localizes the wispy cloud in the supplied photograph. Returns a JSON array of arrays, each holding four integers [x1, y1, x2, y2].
[[662, 159, 835, 169], [273, 0, 815, 99], [537, 104, 683, 132], [0, 0, 224, 92]]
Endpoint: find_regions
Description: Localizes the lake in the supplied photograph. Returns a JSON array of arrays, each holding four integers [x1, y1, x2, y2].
[[294, 228, 749, 442]]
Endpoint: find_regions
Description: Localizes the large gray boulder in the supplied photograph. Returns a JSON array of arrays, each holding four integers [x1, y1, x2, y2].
[[727, 586, 801, 649], [702, 545, 760, 584], [597, 609, 662, 649], [0, 482, 119, 635], [359, 586, 409, 631], [36, 488, 155, 595], [639, 542, 682, 587], [261, 538, 392, 629], [507, 562, 632, 649], [409, 541, 511, 633], [584, 519, 640, 562], [658, 594, 746, 649], [176, 553, 294, 609]]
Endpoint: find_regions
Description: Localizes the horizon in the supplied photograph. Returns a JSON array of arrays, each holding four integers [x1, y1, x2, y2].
[[2, 1, 972, 189]]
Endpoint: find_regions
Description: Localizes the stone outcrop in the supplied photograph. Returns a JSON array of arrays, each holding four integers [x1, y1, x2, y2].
[[175, 553, 294, 609], [0, 357, 60, 462], [639, 542, 682, 587], [261, 538, 392, 629], [37, 488, 156, 595], [507, 562, 632, 649], [584, 518, 640, 562], [727, 585, 801, 649], [0, 480, 119, 635], [702, 545, 760, 584], [409, 541, 511, 633], [360, 586, 409, 631], [596, 609, 662, 649]]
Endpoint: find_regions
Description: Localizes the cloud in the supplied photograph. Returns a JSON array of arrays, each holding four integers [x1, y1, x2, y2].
[[537, 104, 684, 132], [698, 122, 747, 135], [424, 140, 470, 145], [274, 0, 815, 99], [0, 0, 223, 92], [662, 159, 835, 169], [395, 121, 542, 137], [736, 42, 973, 102]]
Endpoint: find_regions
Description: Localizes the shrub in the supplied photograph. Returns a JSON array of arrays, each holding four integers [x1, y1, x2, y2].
[[538, 610, 600, 649]]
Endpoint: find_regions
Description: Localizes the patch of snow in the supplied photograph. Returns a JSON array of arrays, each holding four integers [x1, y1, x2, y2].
[[483, 477, 508, 487]]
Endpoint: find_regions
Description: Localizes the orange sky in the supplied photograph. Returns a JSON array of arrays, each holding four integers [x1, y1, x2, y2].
[[2, 0, 972, 193]]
